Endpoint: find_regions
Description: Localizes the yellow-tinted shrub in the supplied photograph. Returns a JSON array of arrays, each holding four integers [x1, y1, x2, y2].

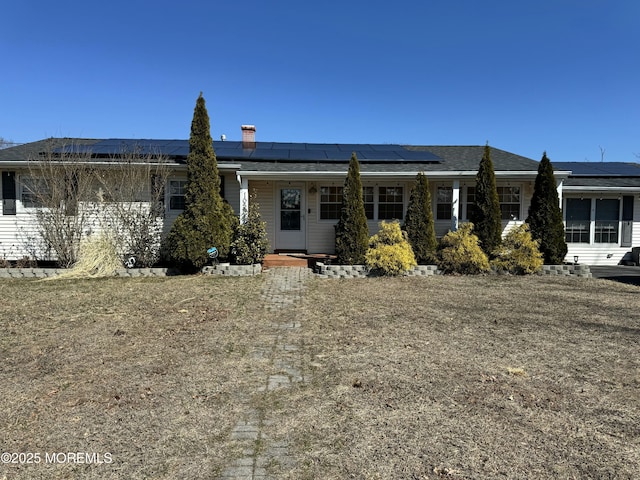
[[437, 223, 490, 274], [491, 224, 543, 274], [365, 221, 417, 276]]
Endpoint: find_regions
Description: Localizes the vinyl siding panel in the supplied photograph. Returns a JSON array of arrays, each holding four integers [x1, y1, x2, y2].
[[250, 180, 275, 253], [222, 173, 240, 214]]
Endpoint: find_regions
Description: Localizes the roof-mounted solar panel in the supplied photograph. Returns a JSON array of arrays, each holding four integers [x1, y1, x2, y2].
[[250, 149, 290, 160]]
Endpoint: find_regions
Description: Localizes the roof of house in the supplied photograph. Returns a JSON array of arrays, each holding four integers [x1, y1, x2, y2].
[[554, 161, 640, 189], [0, 138, 541, 174], [553, 162, 640, 176]]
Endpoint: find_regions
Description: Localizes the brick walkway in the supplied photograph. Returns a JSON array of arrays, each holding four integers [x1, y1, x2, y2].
[[220, 267, 313, 479]]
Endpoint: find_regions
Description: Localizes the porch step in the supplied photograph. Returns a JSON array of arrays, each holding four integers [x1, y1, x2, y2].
[[263, 254, 309, 268]]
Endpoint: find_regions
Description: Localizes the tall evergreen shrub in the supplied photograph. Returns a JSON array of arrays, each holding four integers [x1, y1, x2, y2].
[[335, 153, 369, 264], [165, 93, 235, 270], [470, 144, 502, 255], [404, 172, 437, 264], [526, 152, 568, 264], [231, 190, 270, 265]]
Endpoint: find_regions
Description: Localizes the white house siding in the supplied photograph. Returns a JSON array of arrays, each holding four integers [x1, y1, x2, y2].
[[222, 173, 240, 214], [564, 195, 640, 265], [306, 180, 415, 254], [249, 180, 276, 252], [304, 178, 536, 254], [0, 168, 55, 260], [306, 185, 335, 253], [0, 214, 42, 260]]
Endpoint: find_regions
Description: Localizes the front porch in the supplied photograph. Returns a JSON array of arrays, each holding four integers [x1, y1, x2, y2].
[[262, 253, 336, 269]]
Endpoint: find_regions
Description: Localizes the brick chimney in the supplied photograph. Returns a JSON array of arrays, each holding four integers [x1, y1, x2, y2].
[[241, 125, 256, 149]]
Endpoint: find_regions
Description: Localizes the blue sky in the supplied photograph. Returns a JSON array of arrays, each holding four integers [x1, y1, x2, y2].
[[1, 1, 639, 162]]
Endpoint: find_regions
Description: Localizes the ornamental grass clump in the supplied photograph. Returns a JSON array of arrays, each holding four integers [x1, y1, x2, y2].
[[491, 224, 543, 274], [365, 221, 417, 276], [53, 233, 122, 279], [437, 223, 490, 274]]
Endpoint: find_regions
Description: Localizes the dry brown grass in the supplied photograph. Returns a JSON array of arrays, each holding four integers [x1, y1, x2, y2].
[[0, 274, 638, 479], [266, 275, 640, 479], [0, 275, 268, 479]]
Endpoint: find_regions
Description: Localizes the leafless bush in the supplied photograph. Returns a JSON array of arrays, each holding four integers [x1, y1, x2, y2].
[[92, 152, 169, 267], [26, 145, 96, 267], [26, 141, 171, 268]]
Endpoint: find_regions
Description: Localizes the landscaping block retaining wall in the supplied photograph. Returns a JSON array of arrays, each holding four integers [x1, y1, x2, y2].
[[540, 264, 592, 278], [201, 264, 262, 276], [314, 262, 441, 278], [314, 262, 592, 279], [0, 263, 591, 279]]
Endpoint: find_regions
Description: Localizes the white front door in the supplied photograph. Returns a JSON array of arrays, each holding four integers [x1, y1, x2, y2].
[[276, 184, 306, 251]]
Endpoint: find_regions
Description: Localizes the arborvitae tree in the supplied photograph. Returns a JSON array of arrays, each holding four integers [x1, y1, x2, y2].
[[335, 152, 369, 264], [470, 144, 502, 255], [404, 172, 437, 264], [231, 190, 270, 265], [165, 93, 235, 271], [526, 152, 568, 264]]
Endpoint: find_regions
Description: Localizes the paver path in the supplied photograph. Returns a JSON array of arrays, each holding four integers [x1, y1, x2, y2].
[[220, 267, 313, 479]]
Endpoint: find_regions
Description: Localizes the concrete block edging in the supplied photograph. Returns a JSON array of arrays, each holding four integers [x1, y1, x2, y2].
[[314, 262, 592, 279]]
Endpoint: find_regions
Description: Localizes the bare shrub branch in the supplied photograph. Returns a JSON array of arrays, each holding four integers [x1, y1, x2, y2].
[[26, 141, 171, 268]]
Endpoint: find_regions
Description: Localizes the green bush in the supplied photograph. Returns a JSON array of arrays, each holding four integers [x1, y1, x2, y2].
[[165, 93, 235, 271], [437, 223, 490, 274], [491, 224, 543, 274], [526, 152, 568, 264], [404, 172, 437, 264], [365, 221, 417, 276], [231, 191, 269, 265], [470, 144, 502, 256], [335, 153, 369, 264]]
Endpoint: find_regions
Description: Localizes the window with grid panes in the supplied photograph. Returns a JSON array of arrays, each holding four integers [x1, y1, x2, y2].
[[564, 198, 591, 243], [378, 186, 404, 220], [169, 180, 187, 210], [595, 199, 619, 243], [363, 186, 374, 220], [436, 186, 452, 220], [21, 176, 49, 208], [497, 186, 521, 220], [466, 186, 479, 220], [320, 186, 343, 220]]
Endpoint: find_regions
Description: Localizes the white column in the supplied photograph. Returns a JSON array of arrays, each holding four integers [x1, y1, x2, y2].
[[451, 179, 460, 231], [237, 174, 249, 224], [556, 179, 563, 208]]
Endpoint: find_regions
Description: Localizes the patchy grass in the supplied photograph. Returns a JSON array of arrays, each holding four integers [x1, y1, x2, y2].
[[267, 275, 640, 479], [0, 275, 267, 479], [0, 274, 638, 479]]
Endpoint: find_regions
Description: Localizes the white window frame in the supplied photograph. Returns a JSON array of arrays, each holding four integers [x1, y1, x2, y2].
[[319, 185, 343, 220], [563, 196, 622, 245], [436, 186, 452, 220], [564, 198, 591, 243], [20, 175, 50, 209], [496, 185, 521, 221], [168, 180, 187, 211], [317, 184, 405, 222]]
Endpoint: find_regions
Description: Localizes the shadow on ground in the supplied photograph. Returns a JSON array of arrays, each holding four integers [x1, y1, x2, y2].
[[589, 266, 640, 287]]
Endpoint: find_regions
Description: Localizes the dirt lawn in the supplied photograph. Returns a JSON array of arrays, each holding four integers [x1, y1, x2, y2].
[[0, 273, 638, 479]]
